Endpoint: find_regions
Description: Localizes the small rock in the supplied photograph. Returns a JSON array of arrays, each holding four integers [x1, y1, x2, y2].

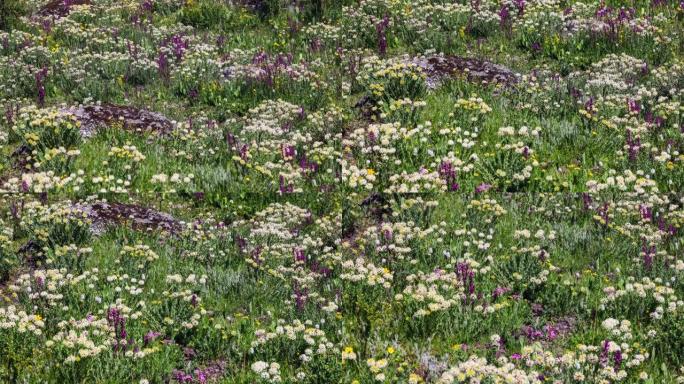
[[64, 104, 175, 138], [413, 55, 519, 89], [76, 202, 183, 235], [36, 0, 91, 18]]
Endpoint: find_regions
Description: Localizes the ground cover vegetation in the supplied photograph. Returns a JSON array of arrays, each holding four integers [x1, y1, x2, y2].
[[1, 0, 684, 382]]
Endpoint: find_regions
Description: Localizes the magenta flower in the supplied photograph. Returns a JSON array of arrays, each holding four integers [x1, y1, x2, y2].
[[475, 183, 492, 193]]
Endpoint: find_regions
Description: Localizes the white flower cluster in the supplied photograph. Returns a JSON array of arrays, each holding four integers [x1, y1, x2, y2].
[[251, 361, 282, 383], [0, 306, 45, 335], [340, 258, 393, 288]]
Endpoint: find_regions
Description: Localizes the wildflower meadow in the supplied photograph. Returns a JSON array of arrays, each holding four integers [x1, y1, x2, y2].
[[1, 0, 684, 383]]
